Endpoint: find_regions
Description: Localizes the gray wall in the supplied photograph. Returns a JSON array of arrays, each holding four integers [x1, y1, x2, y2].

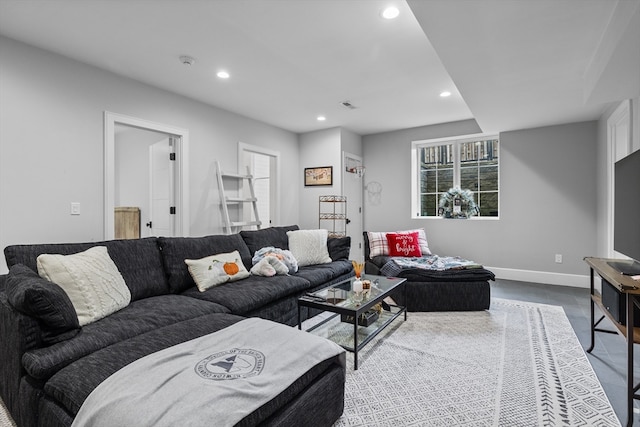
[[0, 36, 300, 273], [298, 128, 342, 230], [363, 120, 598, 282]]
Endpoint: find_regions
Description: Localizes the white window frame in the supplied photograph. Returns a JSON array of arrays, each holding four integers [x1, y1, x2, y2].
[[411, 134, 500, 220]]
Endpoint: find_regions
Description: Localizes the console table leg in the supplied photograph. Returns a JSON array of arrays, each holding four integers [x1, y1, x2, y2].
[[353, 321, 359, 370], [587, 267, 595, 353], [626, 293, 635, 427]]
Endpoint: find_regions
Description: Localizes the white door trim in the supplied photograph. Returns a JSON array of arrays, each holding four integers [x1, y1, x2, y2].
[[606, 100, 631, 257], [238, 142, 281, 226], [342, 151, 364, 260], [104, 111, 189, 239]]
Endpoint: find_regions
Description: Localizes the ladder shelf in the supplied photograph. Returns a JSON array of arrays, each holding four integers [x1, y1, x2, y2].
[[216, 161, 262, 234]]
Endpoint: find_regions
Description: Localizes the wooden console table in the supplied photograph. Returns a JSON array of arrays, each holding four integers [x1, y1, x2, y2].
[[585, 257, 640, 427]]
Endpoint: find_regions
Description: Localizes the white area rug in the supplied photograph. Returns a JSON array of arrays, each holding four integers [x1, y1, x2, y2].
[[320, 298, 620, 426]]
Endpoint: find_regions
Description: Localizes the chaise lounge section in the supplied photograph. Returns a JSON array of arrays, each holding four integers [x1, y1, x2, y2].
[[0, 225, 351, 427], [364, 229, 494, 311]]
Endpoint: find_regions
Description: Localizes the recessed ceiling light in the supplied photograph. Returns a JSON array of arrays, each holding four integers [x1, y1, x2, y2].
[[317, 116, 326, 121], [217, 71, 230, 79], [440, 91, 452, 97], [381, 6, 400, 19]]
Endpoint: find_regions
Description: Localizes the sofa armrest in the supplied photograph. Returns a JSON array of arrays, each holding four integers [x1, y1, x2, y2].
[[0, 281, 42, 420]]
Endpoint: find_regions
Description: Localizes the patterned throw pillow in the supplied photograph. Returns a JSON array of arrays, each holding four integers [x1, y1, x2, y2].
[[185, 250, 250, 292], [397, 228, 431, 255], [367, 228, 431, 257], [367, 231, 390, 258], [386, 232, 423, 257], [36, 246, 131, 326]]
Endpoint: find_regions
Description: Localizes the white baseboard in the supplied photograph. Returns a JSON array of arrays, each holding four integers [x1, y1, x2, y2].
[[486, 266, 591, 289]]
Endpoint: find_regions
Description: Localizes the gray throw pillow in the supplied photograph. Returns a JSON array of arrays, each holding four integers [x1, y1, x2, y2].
[[6, 264, 80, 345]]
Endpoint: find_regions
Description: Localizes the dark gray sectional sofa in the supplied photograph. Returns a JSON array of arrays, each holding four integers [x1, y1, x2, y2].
[[0, 225, 352, 427]]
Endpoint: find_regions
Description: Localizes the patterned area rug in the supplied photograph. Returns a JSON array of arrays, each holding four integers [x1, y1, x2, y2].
[[317, 298, 620, 426]]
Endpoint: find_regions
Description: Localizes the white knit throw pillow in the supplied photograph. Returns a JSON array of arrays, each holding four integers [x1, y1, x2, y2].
[[37, 246, 131, 326], [287, 229, 332, 267]]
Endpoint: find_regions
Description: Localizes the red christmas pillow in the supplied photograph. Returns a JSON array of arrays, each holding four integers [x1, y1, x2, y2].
[[386, 232, 422, 257]]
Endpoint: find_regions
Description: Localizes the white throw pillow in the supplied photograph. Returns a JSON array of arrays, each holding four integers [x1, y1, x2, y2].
[[37, 246, 131, 326], [185, 250, 250, 292], [287, 229, 332, 267]]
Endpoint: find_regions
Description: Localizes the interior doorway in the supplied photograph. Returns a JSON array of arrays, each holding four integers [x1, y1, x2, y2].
[[114, 125, 175, 238], [239, 142, 280, 227], [104, 112, 189, 239], [343, 152, 364, 260]]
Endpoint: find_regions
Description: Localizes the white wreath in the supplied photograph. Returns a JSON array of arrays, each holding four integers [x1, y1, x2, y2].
[[439, 187, 478, 219]]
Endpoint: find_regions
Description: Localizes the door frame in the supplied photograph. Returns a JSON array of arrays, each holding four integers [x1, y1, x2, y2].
[[342, 151, 364, 260], [238, 142, 280, 226], [606, 100, 631, 257], [104, 111, 189, 239]]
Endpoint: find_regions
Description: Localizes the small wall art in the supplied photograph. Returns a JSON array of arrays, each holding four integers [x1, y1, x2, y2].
[[304, 166, 333, 186]]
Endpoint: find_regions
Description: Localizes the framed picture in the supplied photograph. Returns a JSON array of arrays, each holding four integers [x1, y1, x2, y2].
[[304, 166, 333, 186]]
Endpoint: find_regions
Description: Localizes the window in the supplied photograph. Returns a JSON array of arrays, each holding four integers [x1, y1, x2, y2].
[[412, 136, 499, 218]]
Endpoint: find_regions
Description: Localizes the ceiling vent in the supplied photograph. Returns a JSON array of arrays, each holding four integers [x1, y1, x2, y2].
[[339, 100, 358, 110], [179, 55, 195, 66]]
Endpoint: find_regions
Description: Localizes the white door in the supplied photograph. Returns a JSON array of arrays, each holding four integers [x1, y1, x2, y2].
[[343, 152, 364, 260], [147, 137, 175, 237], [106, 112, 189, 240], [250, 153, 271, 227], [240, 144, 280, 228]]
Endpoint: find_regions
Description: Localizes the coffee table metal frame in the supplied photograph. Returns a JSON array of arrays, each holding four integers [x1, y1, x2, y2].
[[297, 275, 407, 370]]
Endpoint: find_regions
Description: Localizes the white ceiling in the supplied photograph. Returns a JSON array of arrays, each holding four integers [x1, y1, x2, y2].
[[0, 0, 638, 136]]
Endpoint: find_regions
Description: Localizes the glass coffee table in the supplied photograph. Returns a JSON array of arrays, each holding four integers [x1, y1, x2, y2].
[[297, 275, 406, 370]]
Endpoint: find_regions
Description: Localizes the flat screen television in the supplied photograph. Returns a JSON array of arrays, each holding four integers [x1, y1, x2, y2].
[[610, 149, 640, 275]]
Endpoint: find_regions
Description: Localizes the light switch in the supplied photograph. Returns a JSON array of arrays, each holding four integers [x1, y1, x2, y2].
[[71, 202, 81, 215]]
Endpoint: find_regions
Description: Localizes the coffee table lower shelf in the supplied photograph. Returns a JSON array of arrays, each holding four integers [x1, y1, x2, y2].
[[302, 305, 405, 370]]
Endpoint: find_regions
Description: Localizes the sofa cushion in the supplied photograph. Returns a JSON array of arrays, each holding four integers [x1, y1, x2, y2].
[[44, 313, 245, 416], [158, 235, 252, 293], [293, 260, 353, 287], [21, 295, 230, 380], [185, 250, 251, 291], [240, 225, 299, 256], [5, 264, 80, 345], [181, 274, 310, 315], [327, 236, 351, 261], [37, 247, 131, 326], [287, 229, 332, 267], [4, 238, 169, 301], [43, 313, 343, 426]]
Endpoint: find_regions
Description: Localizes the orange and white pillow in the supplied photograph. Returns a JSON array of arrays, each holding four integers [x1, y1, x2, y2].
[[185, 250, 250, 292]]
